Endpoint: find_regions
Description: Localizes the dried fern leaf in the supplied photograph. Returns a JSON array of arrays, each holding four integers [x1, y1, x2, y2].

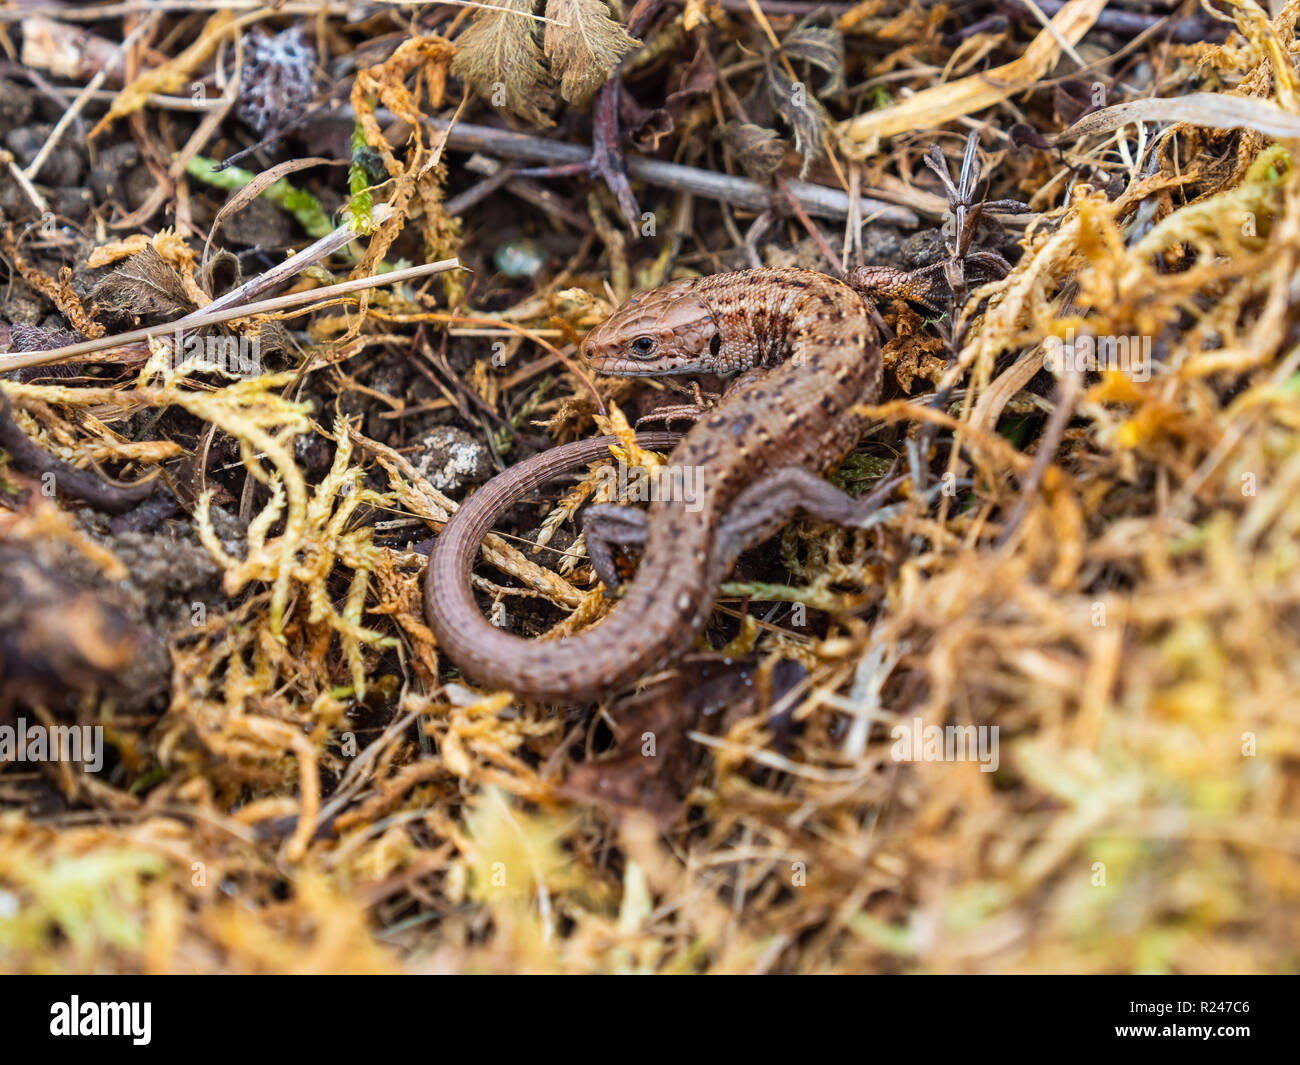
[[543, 0, 640, 105], [92, 245, 195, 319], [452, 0, 556, 128], [766, 57, 829, 179]]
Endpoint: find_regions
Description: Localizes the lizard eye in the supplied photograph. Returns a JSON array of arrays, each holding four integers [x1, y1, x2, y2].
[[630, 336, 656, 356]]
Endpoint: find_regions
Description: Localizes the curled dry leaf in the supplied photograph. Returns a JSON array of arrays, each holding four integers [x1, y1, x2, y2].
[[761, 12, 844, 178], [1061, 92, 1300, 141], [766, 57, 829, 178], [782, 12, 845, 98], [719, 121, 788, 180], [634, 40, 716, 150]]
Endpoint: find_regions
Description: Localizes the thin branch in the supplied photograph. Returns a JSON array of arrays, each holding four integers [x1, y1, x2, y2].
[[427, 119, 919, 227], [0, 204, 466, 372], [24, 16, 158, 182]]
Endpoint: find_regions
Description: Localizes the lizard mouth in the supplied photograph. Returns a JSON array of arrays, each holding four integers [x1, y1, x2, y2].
[[586, 357, 685, 376]]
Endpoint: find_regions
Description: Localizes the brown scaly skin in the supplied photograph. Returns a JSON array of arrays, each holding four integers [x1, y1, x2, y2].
[[424, 267, 882, 702]]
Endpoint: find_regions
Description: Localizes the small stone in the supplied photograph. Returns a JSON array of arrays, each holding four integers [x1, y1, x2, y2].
[[88, 142, 140, 203], [494, 239, 546, 279], [222, 195, 295, 249], [6, 125, 85, 187], [413, 426, 492, 493], [54, 187, 92, 221], [0, 80, 35, 132]]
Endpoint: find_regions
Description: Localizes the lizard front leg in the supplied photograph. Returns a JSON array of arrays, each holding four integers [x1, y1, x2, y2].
[[636, 367, 773, 429]]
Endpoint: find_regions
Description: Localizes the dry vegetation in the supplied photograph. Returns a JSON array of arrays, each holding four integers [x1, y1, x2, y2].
[[0, 0, 1298, 974]]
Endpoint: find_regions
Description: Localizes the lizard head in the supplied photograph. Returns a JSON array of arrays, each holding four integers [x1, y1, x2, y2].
[[580, 280, 721, 376]]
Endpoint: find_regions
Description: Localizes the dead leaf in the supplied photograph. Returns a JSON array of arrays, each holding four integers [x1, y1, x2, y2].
[[766, 57, 829, 178], [783, 11, 845, 98], [543, 0, 640, 105], [633, 39, 716, 151], [452, 0, 556, 128], [92, 245, 195, 320], [720, 121, 788, 180]]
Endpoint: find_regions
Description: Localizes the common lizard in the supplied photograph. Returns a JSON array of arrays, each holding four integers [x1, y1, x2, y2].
[[424, 266, 900, 701]]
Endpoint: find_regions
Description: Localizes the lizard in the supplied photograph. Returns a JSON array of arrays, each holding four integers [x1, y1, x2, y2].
[[423, 265, 920, 702]]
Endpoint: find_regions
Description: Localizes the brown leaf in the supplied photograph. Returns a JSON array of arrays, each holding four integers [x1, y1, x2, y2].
[[198, 248, 241, 300], [1054, 78, 1099, 127], [765, 57, 828, 179], [633, 40, 716, 151], [92, 245, 195, 320], [783, 12, 845, 98], [720, 121, 788, 180], [543, 0, 639, 105], [451, 0, 556, 128]]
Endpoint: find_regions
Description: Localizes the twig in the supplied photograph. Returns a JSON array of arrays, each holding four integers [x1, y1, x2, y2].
[[0, 258, 461, 372], [197, 203, 394, 315], [775, 176, 842, 273], [0, 205, 468, 373], [459, 155, 590, 229], [444, 166, 516, 217], [429, 120, 918, 227], [995, 0, 1231, 44], [0, 149, 49, 216]]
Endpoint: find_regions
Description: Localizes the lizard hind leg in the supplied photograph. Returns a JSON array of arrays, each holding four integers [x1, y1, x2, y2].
[[717, 466, 912, 561], [719, 465, 967, 565], [582, 502, 649, 588]]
